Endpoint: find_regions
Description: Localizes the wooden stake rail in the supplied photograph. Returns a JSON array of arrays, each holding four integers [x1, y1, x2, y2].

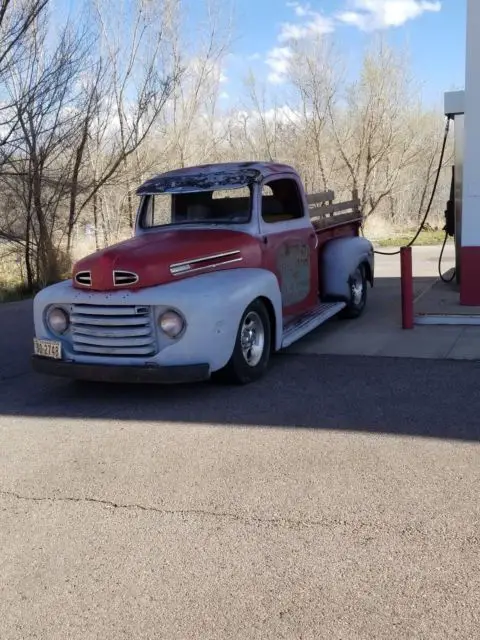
[[307, 188, 362, 230]]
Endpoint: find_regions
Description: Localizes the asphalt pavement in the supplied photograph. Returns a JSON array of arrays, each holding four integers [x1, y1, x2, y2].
[[1, 244, 480, 639]]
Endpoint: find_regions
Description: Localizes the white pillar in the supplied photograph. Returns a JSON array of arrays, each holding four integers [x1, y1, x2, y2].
[[460, 0, 480, 304]]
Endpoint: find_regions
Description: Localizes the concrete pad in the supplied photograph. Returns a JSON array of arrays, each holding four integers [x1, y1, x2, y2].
[[414, 256, 480, 323], [289, 324, 465, 360], [376, 326, 465, 359], [415, 277, 465, 314], [446, 327, 480, 360]]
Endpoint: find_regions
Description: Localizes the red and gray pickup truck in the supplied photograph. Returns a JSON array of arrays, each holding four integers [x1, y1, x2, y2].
[[32, 161, 374, 384]]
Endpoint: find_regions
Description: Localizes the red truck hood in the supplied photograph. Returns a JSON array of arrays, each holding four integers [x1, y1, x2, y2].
[[72, 228, 262, 291]]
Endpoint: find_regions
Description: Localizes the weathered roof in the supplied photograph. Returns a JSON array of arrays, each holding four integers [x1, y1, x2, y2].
[[136, 161, 297, 195]]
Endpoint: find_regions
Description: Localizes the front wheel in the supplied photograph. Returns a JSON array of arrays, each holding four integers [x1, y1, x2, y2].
[[340, 264, 367, 319], [215, 299, 272, 385]]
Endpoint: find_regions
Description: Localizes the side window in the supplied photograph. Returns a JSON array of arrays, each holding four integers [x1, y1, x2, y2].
[[261, 178, 304, 224]]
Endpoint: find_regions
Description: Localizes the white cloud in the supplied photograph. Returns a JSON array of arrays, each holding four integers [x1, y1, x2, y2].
[[265, 46, 293, 84], [337, 0, 441, 31], [279, 2, 334, 43], [279, 13, 334, 42], [286, 1, 310, 17], [263, 0, 440, 85], [265, 2, 334, 84]]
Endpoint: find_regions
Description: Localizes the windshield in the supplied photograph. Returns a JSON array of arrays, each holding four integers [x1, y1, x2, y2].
[[139, 186, 253, 228]]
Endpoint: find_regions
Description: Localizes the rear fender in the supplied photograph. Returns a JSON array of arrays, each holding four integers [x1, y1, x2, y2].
[[321, 236, 374, 301]]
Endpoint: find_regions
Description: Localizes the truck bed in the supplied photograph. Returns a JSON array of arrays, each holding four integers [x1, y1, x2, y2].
[[307, 189, 362, 241]]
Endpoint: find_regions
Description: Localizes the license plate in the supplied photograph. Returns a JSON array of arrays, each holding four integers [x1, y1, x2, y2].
[[33, 338, 62, 360]]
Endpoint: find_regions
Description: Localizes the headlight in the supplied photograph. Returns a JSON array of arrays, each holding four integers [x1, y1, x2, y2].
[[46, 306, 69, 335], [158, 310, 185, 338]]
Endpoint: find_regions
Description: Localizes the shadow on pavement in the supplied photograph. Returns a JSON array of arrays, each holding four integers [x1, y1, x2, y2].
[[1, 279, 479, 442]]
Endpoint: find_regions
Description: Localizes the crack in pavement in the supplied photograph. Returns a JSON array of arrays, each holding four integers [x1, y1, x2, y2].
[[0, 489, 362, 531], [1, 491, 464, 540]]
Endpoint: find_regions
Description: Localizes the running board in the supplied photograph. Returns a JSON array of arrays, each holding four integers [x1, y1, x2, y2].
[[281, 302, 346, 348]]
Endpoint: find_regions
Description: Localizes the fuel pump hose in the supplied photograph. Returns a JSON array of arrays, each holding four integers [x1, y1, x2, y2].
[[372, 116, 453, 277]]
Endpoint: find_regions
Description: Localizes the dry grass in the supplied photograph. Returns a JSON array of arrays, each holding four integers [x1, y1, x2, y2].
[[374, 229, 447, 247], [363, 212, 447, 247], [0, 232, 134, 303], [69, 231, 132, 263], [0, 245, 28, 302]]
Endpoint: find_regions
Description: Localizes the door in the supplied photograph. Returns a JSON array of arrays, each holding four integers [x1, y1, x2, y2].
[[258, 176, 319, 319]]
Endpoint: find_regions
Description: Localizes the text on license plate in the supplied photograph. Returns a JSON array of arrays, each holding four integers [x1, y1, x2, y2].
[[34, 338, 62, 359]]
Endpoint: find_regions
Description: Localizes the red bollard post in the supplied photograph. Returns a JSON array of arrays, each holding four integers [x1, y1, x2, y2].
[[400, 246, 414, 329]]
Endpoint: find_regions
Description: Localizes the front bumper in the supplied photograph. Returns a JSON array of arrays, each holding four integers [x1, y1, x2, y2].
[[31, 355, 211, 384]]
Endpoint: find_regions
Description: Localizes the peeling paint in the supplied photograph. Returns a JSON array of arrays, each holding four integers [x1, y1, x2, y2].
[[136, 161, 297, 195]]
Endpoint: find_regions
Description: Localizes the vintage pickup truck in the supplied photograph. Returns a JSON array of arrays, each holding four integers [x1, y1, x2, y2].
[[31, 161, 374, 384]]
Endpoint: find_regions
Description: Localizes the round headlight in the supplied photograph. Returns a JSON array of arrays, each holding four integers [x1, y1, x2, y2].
[[46, 307, 69, 334], [158, 310, 185, 338]]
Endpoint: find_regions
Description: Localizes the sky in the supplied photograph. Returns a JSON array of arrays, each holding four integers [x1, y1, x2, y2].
[[216, 0, 466, 110], [53, 0, 467, 112]]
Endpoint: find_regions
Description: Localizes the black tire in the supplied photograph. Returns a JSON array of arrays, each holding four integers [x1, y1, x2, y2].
[[214, 299, 272, 385], [340, 263, 367, 319]]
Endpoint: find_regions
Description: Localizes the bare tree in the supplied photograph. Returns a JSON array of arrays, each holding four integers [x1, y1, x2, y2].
[[0, 0, 49, 167], [240, 70, 280, 161], [327, 37, 428, 224], [288, 36, 341, 191], [160, 0, 233, 168], [2, 12, 93, 284], [0, 0, 48, 70], [72, 0, 181, 233]]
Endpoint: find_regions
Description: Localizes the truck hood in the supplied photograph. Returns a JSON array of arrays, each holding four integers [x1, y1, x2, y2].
[[72, 227, 262, 291]]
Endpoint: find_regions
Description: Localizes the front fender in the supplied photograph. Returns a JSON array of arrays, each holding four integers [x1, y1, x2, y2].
[[321, 236, 374, 301], [33, 268, 283, 373], [157, 267, 283, 370]]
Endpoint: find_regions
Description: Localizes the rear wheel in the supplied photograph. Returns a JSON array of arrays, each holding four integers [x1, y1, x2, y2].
[[215, 299, 272, 385], [340, 263, 367, 319]]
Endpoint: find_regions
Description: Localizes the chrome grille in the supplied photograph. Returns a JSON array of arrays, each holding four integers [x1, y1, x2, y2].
[[75, 271, 92, 286], [70, 304, 156, 357], [113, 270, 139, 286]]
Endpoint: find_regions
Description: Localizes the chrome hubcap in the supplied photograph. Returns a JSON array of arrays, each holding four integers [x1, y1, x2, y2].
[[351, 269, 364, 306], [240, 311, 265, 367]]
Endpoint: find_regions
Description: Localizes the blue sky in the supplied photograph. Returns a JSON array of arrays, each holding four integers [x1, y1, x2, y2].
[[218, 0, 466, 109], [53, 0, 466, 111]]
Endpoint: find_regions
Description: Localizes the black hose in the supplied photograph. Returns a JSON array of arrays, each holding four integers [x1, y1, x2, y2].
[[374, 116, 452, 256], [438, 230, 456, 282]]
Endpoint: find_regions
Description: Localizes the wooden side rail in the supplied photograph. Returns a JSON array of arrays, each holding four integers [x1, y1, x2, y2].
[[306, 190, 335, 207], [308, 188, 360, 216], [308, 188, 362, 231]]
